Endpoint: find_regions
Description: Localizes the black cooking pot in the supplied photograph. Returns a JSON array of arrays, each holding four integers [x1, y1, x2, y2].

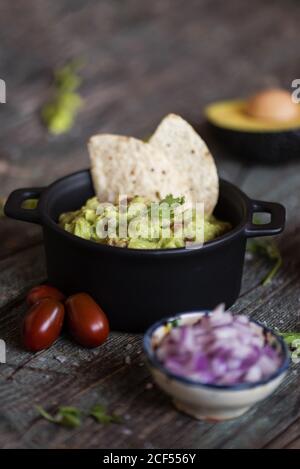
[[4, 170, 285, 332]]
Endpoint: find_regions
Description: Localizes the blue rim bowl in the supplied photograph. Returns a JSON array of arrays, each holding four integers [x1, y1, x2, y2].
[[143, 311, 290, 391]]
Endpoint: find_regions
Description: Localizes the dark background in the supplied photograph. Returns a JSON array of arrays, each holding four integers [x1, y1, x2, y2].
[[0, 0, 300, 450], [0, 0, 299, 195]]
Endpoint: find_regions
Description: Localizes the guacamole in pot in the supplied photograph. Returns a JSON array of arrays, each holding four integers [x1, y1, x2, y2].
[[59, 195, 231, 249]]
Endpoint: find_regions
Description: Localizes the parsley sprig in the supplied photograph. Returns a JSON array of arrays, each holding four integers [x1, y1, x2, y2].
[[247, 238, 282, 286], [41, 60, 83, 135], [36, 405, 81, 428], [160, 194, 185, 207], [36, 403, 122, 429], [280, 332, 300, 347], [90, 405, 122, 424]]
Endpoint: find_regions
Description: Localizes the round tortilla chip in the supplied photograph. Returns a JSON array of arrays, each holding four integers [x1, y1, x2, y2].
[[149, 114, 219, 215], [88, 134, 187, 203]]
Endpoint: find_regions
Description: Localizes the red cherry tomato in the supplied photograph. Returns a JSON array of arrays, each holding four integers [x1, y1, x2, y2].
[[66, 293, 109, 348], [26, 285, 65, 306], [22, 298, 65, 351]]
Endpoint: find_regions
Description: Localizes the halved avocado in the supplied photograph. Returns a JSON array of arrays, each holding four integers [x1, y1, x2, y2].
[[205, 99, 300, 164]]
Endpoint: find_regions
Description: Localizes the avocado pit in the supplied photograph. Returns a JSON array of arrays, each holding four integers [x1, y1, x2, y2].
[[246, 88, 299, 123]]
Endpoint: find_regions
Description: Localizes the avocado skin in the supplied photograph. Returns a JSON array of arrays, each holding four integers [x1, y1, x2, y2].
[[208, 123, 300, 164]]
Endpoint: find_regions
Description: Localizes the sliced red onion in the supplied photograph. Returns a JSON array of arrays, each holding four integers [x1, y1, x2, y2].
[[217, 369, 245, 385], [244, 365, 263, 383], [156, 305, 283, 386]]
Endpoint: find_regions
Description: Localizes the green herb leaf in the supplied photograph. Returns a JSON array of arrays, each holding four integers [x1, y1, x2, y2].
[[57, 406, 82, 428], [0, 198, 5, 218], [280, 332, 300, 347], [36, 405, 82, 428], [247, 239, 282, 286], [262, 257, 282, 286], [169, 319, 179, 328], [160, 194, 185, 207], [41, 60, 83, 135], [90, 404, 122, 425], [54, 62, 82, 92], [252, 213, 266, 225], [36, 405, 57, 423], [21, 198, 38, 210]]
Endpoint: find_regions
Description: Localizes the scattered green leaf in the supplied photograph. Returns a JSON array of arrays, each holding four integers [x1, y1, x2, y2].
[[252, 213, 267, 225], [36, 402, 122, 428], [57, 406, 82, 428], [41, 60, 83, 135], [160, 194, 185, 207], [280, 332, 300, 347], [36, 405, 82, 428], [89, 404, 122, 425], [21, 198, 38, 210], [36, 405, 57, 423], [54, 61, 83, 92], [0, 198, 5, 218], [169, 318, 179, 328], [247, 238, 282, 286]]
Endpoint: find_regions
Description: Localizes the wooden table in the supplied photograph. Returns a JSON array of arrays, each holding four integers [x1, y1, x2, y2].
[[0, 0, 300, 449]]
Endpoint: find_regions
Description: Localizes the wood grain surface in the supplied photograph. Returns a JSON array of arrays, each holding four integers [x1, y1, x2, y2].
[[0, 0, 300, 449]]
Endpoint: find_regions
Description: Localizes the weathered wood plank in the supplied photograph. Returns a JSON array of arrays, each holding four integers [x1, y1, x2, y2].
[[1, 0, 300, 450], [0, 209, 299, 450], [0, 218, 42, 261], [0, 244, 45, 310], [265, 418, 300, 449]]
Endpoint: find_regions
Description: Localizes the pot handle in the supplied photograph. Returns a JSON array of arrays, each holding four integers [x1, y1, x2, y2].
[[4, 187, 44, 225], [245, 199, 286, 238]]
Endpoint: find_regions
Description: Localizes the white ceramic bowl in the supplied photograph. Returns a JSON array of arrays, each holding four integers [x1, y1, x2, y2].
[[143, 311, 290, 421]]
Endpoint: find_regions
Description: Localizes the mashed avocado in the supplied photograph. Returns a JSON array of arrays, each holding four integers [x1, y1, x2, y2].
[[58, 195, 231, 249]]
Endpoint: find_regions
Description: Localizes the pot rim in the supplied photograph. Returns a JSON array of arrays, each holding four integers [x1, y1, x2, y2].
[[37, 169, 248, 257]]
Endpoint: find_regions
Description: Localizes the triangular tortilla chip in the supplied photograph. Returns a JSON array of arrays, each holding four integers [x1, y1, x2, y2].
[[88, 134, 187, 203], [150, 114, 219, 214]]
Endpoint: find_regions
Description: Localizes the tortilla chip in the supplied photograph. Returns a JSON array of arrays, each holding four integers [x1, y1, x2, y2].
[[88, 134, 187, 203], [149, 114, 219, 215]]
